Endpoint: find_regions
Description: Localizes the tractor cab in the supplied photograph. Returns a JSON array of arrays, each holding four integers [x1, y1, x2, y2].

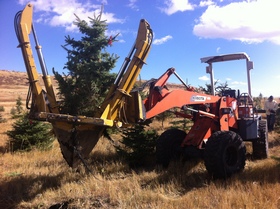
[[201, 53, 259, 140]]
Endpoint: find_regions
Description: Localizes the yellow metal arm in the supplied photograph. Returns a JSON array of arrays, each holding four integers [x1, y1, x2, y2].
[[99, 19, 153, 127], [15, 3, 59, 115]]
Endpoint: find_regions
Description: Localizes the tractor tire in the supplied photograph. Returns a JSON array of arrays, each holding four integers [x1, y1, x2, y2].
[[252, 120, 268, 160], [204, 131, 246, 179], [156, 129, 186, 168]]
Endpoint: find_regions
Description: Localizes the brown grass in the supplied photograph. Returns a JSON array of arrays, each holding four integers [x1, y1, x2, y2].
[[0, 116, 280, 209], [0, 70, 280, 208]]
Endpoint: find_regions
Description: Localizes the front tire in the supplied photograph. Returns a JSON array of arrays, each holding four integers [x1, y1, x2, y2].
[[156, 129, 186, 168], [204, 131, 246, 179], [252, 120, 268, 159]]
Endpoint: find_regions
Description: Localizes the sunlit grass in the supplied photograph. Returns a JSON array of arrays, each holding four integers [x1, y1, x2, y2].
[[0, 119, 279, 209]]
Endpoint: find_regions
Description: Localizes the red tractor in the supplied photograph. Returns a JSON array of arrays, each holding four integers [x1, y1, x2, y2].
[[144, 54, 268, 178]]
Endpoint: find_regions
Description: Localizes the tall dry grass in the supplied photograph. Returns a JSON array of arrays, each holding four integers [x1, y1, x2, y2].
[[0, 117, 280, 209]]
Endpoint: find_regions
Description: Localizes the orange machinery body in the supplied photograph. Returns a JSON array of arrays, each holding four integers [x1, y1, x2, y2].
[[143, 68, 251, 150]]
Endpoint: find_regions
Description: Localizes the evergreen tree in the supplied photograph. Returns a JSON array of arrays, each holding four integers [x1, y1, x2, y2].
[[199, 81, 231, 96], [0, 113, 5, 123], [53, 12, 119, 116], [15, 96, 23, 115], [155, 111, 174, 128], [10, 96, 23, 119], [169, 110, 192, 132], [117, 123, 158, 167], [253, 93, 263, 109], [10, 107, 16, 117], [0, 106, 5, 123], [7, 113, 54, 152], [199, 80, 219, 95], [215, 81, 230, 95]]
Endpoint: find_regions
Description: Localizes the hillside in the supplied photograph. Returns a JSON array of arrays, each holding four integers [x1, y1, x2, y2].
[[0, 70, 58, 114], [0, 69, 187, 114], [0, 70, 29, 111]]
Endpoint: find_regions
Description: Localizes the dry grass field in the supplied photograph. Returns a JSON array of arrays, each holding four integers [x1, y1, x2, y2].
[[0, 70, 280, 209]]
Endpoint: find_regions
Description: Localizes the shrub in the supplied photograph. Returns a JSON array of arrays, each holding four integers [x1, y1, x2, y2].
[[6, 113, 54, 152], [10, 96, 24, 119], [15, 96, 23, 115], [0, 113, 6, 123], [10, 107, 16, 116], [117, 123, 158, 167], [169, 108, 193, 132]]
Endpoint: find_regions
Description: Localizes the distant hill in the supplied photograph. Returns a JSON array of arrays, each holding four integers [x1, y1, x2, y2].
[[0, 70, 57, 86], [0, 70, 29, 86], [0, 70, 58, 112], [0, 69, 187, 113]]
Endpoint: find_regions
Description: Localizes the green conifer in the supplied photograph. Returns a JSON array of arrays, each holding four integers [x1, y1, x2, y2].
[[7, 113, 54, 151], [53, 13, 118, 116]]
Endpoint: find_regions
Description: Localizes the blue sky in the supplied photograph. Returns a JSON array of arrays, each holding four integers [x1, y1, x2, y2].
[[1, 0, 280, 97]]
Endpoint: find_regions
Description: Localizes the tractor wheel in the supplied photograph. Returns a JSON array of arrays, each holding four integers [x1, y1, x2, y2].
[[252, 120, 268, 160], [204, 131, 246, 179], [156, 129, 186, 168]]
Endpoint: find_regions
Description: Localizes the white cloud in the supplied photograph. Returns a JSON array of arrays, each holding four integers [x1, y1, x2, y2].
[[231, 81, 247, 85], [193, 0, 280, 45], [19, 0, 124, 32], [199, 75, 209, 81], [97, 0, 107, 4], [160, 0, 194, 15], [127, 0, 139, 11], [199, 0, 215, 7], [153, 35, 173, 45]]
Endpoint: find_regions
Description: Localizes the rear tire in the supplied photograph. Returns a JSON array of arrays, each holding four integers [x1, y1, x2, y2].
[[156, 129, 186, 168], [252, 120, 268, 159], [204, 131, 246, 179]]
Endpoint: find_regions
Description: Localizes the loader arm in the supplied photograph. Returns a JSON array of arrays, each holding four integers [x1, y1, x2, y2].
[[98, 19, 153, 127], [143, 68, 221, 119], [16, 3, 153, 168], [14, 3, 59, 115]]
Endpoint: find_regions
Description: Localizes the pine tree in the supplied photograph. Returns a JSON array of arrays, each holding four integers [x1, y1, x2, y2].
[[253, 93, 263, 109], [0, 106, 5, 123], [6, 113, 54, 152], [15, 96, 23, 115], [168, 108, 193, 132], [117, 123, 158, 167], [53, 12, 118, 116], [213, 81, 232, 96], [10, 107, 16, 118], [10, 96, 23, 119], [0, 113, 6, 123], [155, 111, 174, 128]]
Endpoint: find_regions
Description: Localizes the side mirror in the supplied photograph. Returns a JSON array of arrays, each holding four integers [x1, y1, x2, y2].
[[206, 66, 211, 74], [248, 61, 253, 70]]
